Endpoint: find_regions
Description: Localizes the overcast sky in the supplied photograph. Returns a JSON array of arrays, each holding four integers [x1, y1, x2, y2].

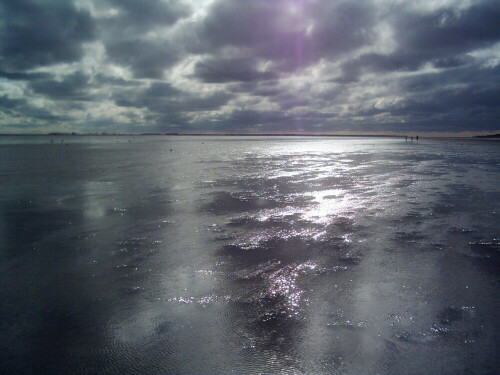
[[0, 0, 499, 135]]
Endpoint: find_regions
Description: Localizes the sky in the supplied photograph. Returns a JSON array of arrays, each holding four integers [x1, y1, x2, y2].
[[0, 0, 499, 135]]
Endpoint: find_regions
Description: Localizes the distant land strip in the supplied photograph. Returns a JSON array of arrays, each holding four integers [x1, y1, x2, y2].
[[0, 133, 499, 138]]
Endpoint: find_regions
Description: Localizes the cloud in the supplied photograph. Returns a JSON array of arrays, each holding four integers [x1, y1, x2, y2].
[[143, 82, 181, 98], [0, 95, 69, 123], [194, 57, 279, 83], [113, 81, 232, 127], [399, 64, 500, 93], [98, 0, 191, 79], [0, 71, 51, 81], [357, 65, 500, 132], [103, 0, 190, 34], [94, 74, 141, 87], [0, 0, 498, 134], [29, 72, 91, 101], [394, 0, 500, 59], [336, 0, 500, 81], [392, 86, 500, 115], [197, 0, 376, 71], [0, 0, 95, 72], [104, 39, 183, 79]]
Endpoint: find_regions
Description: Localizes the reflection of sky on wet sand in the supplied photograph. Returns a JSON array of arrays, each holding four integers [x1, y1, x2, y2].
[[0, 136, 498, 374]]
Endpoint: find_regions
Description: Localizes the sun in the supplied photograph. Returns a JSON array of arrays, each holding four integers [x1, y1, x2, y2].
[[284, 0, 306, 16]]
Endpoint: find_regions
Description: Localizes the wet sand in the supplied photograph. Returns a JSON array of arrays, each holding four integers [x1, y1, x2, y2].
[[0, 136, 498, 374]]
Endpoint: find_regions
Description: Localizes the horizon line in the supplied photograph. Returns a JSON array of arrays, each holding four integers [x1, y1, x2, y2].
[[0, 132, 499, 138]]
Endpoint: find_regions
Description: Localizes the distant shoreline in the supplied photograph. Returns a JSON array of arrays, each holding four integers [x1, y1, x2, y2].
[[1, 133, 401, 137], [0, 132, 499, 138], [473, 133, 500, 138]]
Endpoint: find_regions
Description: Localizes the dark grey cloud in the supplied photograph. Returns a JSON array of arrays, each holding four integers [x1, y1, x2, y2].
[[252, 85, 282, 98], [337, 0, 500, 81], [143, 82, 181, 98], [105, 39, 182, 79], [103, 0, 190, 34], [182, 92, 232, 112], [0, 71, 51, 81], [392, 86, 500, 114], [306, 1, 375, 57], [432, 56, 474, 69], [99, 1, 190, 79], [399, 65, 500, 93], [358, 67, 500, 132], [211, 109, 293, 130], [274, 92, 312, 111], [0, 95, 68, 123], [145, 112, 189, 129], [113, 82, 231, 115], [394, 0, 500, 59], [360, 86, 500, 120], [194, 57, 279, 83], [94, 74, 141, 87], [0, 0, 95, 72], [29, 72, 91, 101], [192, 108, 339, 134], [0, 95, 28, 111]]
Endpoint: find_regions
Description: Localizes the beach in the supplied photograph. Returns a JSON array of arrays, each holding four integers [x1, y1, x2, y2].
[[0, 136, 498, 374]]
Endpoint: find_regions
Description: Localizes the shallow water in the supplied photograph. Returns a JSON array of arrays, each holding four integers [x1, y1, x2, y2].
[[0, 136, 498, 374]]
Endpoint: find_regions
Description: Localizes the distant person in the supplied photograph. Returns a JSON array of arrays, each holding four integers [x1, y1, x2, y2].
[[416, 135, 419, 141], [405, 136, 408, 142]]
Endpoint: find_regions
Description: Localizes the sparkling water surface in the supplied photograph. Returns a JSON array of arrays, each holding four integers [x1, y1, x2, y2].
[[0, 136, 498, 374]]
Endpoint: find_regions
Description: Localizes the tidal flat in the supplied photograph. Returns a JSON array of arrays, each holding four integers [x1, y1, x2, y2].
[[0, 136, 498, 374]]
